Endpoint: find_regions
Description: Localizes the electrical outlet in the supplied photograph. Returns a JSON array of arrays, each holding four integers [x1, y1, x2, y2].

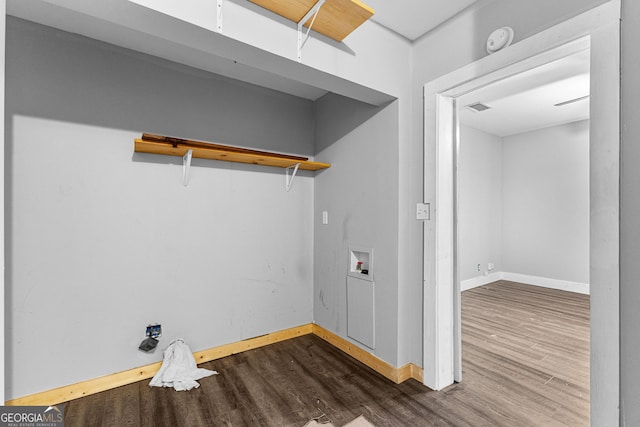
[[477, 264, 481, 272], [140, 323, 161, 353], [146, 324, 162, 339], [416, 203, 430, 220]]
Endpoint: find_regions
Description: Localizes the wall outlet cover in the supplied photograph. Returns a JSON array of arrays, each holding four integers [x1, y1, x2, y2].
[[416, 203, 430, 220]]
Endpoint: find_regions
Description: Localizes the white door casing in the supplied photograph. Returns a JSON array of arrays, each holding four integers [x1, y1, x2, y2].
[[423, 1, 620, 425]]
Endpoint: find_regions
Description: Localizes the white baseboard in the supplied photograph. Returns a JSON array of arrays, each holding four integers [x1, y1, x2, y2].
[[501, 272, 590, 295], [461, 271, 590, 295], [461, 272, 503, 291]]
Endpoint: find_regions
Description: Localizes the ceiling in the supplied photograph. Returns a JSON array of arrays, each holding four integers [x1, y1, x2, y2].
[[457, 49, 591, 137], [365, 0, 482, 41]]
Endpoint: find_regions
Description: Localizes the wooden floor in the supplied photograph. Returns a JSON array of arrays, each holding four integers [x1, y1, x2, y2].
[[62, 281, 590, 426]]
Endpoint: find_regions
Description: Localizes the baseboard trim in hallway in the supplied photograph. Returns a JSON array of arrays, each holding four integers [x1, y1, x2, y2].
[[462, 271, 590, 295]]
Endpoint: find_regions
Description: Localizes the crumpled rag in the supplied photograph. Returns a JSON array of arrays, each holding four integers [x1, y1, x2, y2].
[[149, 338, 218, 391]]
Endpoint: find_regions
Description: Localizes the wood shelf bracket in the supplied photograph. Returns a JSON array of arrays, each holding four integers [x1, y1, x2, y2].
[[286, 163, 301, 191], [183, 149, 193, 186], [217, 0, 224, 32], [297, 0, 326, 62]]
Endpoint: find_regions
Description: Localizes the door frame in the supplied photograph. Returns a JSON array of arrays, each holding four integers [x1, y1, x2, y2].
[[422, 1, 620, 425]]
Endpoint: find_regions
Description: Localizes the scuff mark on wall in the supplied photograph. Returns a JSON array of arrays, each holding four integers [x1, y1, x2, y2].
[[319, 289, 328, 310]]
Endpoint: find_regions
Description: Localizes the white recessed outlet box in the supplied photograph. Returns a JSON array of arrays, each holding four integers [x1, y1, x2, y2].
[[348, 246, 373, 282]]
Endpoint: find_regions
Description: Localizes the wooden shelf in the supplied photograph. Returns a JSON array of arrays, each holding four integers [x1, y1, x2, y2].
[[249, 0, 374, 42], [134, 134, 331, 171]]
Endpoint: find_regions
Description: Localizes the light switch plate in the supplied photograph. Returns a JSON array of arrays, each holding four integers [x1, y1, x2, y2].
[[416, 203, 430, 220]]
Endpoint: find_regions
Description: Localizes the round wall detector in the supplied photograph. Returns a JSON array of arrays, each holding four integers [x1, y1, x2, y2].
[[486, 27, 514, 54]]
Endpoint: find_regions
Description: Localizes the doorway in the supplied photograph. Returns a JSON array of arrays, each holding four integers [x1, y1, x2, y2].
[[422, 2, 620, 424], [456, 45, 591, 365], [455, 50, 592, 421]]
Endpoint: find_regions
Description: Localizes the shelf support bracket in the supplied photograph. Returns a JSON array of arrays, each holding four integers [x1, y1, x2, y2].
[[285, 163, 301, 192], [297, 0, 326, 62], [217, 0, 224, 32], [183, 149, 193, 186]]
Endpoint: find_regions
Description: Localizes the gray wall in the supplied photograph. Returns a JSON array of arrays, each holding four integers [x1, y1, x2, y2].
[[5, 18, 316, 399], [459, 122, 589, 286], [0, 0, 5, 405], [502, 121, 590, 284], [414, 0, 610, 84], [620, 0, 640, 424], [313, 93, 400, 366], [459, 125, 503, 281]]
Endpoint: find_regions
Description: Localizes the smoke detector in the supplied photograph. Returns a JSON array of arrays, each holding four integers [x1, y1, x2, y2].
[[486, 27, 514, 54]]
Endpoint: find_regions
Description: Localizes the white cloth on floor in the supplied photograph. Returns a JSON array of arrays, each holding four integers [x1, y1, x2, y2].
[[303, 415, 374, 427], [149, 338, 217, 391]]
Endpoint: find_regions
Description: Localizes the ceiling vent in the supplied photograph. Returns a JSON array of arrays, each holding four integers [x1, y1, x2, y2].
[[466, 102, 492, 112]]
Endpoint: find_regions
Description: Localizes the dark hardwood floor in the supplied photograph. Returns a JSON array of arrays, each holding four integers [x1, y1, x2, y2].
[[63, 281, 590, 426]]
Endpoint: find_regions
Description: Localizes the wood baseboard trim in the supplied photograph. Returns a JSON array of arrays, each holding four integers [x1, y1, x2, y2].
[[5, 324, 313, 407], [396, 361, 424, 384], [5, 323, 423, 406], [311, 324, 423, 384], [192, 324, 313, 364]]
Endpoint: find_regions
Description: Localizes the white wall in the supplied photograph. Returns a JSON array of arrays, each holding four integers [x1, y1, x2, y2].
[[620, 0, 640, 424], [458, 125, 502, 282], [459, 121, 590, 291], [5, 18, 315, 399], [502, 121, 590, 285]]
